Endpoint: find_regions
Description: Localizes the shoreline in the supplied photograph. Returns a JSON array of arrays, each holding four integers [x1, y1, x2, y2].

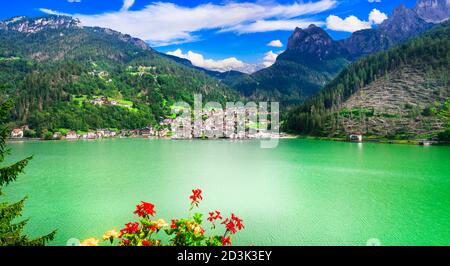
[[297, 135, 450, 146], [6, 134, 299, 143], [7, 134, 449, 146]]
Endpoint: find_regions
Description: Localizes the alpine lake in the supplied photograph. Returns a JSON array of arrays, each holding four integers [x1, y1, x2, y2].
[[4, 138, 450, 246]]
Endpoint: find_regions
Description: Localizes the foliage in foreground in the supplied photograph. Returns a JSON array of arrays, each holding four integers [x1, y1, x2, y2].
[[0, 98, 56, 246], [81, 189, 244, 246]]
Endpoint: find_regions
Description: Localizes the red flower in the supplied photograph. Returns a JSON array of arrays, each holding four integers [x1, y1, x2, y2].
[[148, 225, 158, 232], [208, 212, 214, 222], [231, 213, 244, 230], [122, 239, 130, 245], [225, 221, 237, 234], [208, 210, 223, 222], [142, 240, 150, 246], [121, 222, 139, 235], [215, 211, 223, 220], [189, 189, 203, 205], [134, 201, 156, 217], [221, 236, 232, 246], [221, 218, 229, 225], [171, 220, 178, 229]]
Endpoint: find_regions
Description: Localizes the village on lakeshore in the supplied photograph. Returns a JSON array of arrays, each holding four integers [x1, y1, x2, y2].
[[8, 106, 285, 141]]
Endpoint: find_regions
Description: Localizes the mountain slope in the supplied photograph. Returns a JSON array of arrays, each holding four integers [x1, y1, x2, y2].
[[0, 15, 239, 134], [285, 20, 450, 139]]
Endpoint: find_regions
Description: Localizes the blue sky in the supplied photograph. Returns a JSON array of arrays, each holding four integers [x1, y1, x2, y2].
[[0, 0, 416, 72]]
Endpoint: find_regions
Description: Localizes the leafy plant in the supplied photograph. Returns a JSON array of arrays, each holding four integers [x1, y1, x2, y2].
[[82, 189, 245, 246]]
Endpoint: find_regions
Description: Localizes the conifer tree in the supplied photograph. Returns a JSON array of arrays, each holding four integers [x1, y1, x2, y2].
[[0, 98, 56, 246]]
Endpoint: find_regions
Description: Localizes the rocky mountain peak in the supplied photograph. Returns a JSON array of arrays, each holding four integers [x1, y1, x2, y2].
[[414, 0, 450, 23], [380, 4, 420, 28], [287, 24, 333, 50], [281, 24, 350, 63], [1, 15, 81, 33], [379, 4, 432, 43]]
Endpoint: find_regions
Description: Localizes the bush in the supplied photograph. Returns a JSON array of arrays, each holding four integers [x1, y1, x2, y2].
[[43, 131, 53, 140], [422, 107, 434, 116], [23, 129, 37, 138]]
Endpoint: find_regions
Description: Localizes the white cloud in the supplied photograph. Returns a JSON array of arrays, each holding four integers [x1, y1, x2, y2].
[[267, 40, 283, 47], [120, 0, 135, 12], [326, 15, 372, 32], [368, 0, 381, 3], [167, 49, 282, 73], [262, 51, 280, 67], [369, 8, 388, 24], [40, 0, 337, 46], [39, 8, 65, 16], [327, 15, 372, 32], [68, 0, 81, 3], [326, 8, 388, 32], [167, 49, 260, 73], [222, 19, 325, 34]]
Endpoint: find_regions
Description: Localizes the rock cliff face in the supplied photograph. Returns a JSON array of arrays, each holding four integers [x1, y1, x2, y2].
[[379, 4, 433, 43], [414, 0, 450, 23], [282, 24, 350, 62]]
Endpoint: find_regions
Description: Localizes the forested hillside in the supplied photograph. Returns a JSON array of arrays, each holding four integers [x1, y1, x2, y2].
[[0, 16, 239, 136], [285, 21, 450, 139]]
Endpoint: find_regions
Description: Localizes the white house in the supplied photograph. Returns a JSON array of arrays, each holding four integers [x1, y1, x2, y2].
[[66, 131, 78, 140], [10, 128, 24, 138], [349, 133, 363, 142]]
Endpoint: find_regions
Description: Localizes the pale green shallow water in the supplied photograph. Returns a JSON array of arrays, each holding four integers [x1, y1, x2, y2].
[[3, 138, 450, 246]]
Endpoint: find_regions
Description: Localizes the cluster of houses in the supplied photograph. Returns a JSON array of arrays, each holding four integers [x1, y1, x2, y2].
[[52, 129, 117, 140], [170, 108, 280, 140], [53, 127, 170, 140], [9, 125, 172, 140], [9, 107, 282, 141]]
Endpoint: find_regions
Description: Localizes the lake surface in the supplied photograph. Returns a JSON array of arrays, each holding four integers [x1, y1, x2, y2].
[[4, 138, 450, 246]]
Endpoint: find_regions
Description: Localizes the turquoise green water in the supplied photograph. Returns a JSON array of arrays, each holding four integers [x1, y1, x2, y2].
[[3, 138, 450, 246]]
